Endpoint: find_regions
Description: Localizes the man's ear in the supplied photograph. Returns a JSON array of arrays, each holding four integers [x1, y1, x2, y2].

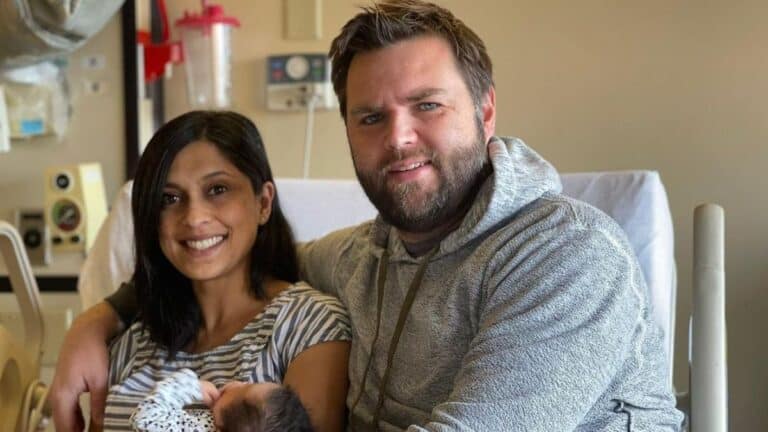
[[481, 86, 496, 140]]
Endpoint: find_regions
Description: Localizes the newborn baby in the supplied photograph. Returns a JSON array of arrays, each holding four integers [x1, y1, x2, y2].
[[130, 369, 313, 432]]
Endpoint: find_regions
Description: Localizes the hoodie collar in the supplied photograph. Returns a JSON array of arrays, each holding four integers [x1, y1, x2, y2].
[[369, 136, 562, 261]]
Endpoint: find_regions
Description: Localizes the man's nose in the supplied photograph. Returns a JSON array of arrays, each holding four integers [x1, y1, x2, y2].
[[385, 112, 417, 151]]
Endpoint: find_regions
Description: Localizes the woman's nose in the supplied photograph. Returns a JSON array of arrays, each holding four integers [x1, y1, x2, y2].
[[182, 199, 212, 227]]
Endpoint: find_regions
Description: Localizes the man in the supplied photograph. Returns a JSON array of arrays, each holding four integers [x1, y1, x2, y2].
[[50, 1, 683, 430]]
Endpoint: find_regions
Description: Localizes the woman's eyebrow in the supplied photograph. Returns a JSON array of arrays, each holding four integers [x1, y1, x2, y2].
[[164, 171, 234, 189], [201, 170, 233, 180]]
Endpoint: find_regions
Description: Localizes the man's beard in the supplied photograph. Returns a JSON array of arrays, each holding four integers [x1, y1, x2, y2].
[[354, 124, 489, 234]]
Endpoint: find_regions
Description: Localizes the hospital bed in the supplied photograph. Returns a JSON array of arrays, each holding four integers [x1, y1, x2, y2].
[[0, 223, 50, 432], [1, 172, 726, 431]]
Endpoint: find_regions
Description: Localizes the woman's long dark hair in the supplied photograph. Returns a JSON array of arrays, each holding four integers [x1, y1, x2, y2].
[[131, 110, 299, 356]]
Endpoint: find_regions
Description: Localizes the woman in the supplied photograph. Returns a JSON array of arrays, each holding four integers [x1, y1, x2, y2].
[[102, 111, 350, 431]]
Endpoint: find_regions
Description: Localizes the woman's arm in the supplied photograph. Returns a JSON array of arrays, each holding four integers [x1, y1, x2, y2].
[[49, 301, 124, 431], [284, 340, 351, 432]]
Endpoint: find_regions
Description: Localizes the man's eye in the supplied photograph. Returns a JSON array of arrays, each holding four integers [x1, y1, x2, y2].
[[361, 114, 382, 125], [418, 102, 439, 111], [161, 193, 179, 207], [209, 184, 228, 195]]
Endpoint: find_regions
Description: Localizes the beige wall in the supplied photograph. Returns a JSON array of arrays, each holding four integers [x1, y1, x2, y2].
[[161, 1, 766, 430]]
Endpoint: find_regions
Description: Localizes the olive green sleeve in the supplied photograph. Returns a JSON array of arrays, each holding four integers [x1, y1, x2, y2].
[[104, 281, 138, 326]]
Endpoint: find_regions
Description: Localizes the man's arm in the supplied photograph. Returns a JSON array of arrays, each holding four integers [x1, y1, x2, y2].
[[297, 224, 364, 296], [49, 300, 125, 431], [408, 228, 674, 431]]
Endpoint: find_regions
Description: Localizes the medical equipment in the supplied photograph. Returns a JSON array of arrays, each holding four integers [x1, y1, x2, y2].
[[266, 54, 336, 112], [266, 53, 336, 177], [15, 209, 51, 267], [43, 163, 108, 253], [175, 1, 240, 108], [1, 62, 69, 140], [0, 0, 124, 70], [0, 221, 49, 432]]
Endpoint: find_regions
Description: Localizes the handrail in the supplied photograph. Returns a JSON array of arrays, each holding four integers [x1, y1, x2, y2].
[[690, 203, 727, 432], [0, 220, 44, 371]]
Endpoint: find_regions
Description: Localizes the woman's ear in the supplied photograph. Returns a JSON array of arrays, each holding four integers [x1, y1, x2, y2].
[[258, 181, 275, 225]]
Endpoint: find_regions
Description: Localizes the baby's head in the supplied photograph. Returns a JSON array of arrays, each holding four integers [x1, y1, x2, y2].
[[219, 386, 313, 432]]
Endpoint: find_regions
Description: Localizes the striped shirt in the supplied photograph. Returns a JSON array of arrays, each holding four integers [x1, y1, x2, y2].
[[104, 283, 351, 431]]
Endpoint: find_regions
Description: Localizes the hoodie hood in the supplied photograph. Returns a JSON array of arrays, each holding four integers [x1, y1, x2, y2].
[[371, 136, 562, 260]]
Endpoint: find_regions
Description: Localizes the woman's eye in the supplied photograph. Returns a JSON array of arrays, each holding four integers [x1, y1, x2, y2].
[[209, 184, 228, 195], [161, 193, 179, 207]]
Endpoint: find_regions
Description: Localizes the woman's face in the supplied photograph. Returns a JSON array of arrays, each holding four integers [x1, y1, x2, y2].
[[158, 140, 273, 286]]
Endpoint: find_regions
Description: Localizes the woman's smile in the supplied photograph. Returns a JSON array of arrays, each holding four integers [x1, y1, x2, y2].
[[184, 234, 227, 251]]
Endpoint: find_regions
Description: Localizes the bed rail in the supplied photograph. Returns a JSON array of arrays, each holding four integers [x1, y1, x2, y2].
[[690, 203, 727, 432], [0, 221, 44, 368]]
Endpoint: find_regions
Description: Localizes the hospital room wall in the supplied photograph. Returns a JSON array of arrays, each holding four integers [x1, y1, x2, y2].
[[0, 16, 125, 226], [161, 1, 767, 429]]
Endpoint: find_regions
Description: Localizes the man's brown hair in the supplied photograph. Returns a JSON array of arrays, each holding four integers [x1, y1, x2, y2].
[[329, 0, 494, 120]]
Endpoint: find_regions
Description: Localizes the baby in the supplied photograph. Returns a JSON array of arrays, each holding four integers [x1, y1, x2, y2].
[[130, 369, 313, 432]]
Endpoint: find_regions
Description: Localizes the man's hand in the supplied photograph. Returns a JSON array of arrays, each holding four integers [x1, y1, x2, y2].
[[49, 302, 123, 431]]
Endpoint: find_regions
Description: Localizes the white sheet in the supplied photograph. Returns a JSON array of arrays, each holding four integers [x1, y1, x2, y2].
[[78, 172, 676, 376], [560, 171, 676, 372]]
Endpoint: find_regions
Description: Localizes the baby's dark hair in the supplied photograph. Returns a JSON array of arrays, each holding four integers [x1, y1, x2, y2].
[[220, 386, 314, 432]]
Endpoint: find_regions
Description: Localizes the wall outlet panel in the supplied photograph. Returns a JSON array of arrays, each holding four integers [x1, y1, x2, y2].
[[266, 54, 337, 111]]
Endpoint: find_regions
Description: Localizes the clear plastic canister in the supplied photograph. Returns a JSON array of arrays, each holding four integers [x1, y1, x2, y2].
[[176, 2, 239, 108]]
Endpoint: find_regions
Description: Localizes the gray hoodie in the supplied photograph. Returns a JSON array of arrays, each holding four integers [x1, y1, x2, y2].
[[299, 137, 683, 431]]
